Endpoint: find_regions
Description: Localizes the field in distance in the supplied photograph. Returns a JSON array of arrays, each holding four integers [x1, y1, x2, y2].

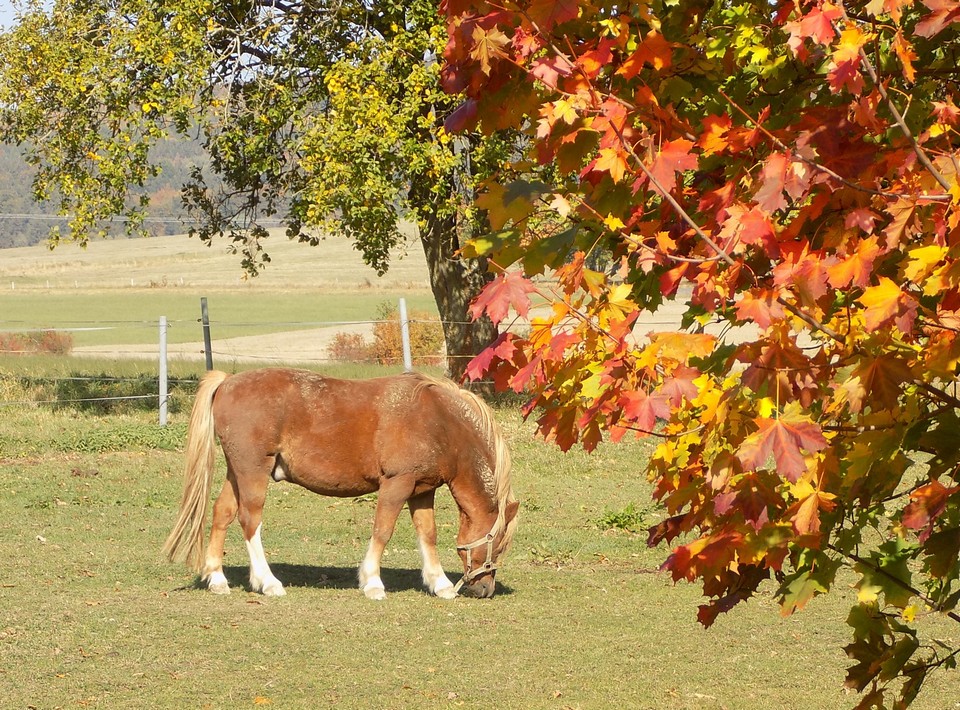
[[0, 227, 431, 292], [0, 229, 437, 363]]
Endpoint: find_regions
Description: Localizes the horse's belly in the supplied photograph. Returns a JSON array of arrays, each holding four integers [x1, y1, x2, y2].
[[275, 457, 378, 497]]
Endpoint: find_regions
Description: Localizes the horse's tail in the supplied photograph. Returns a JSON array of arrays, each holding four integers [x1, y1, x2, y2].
[[162, 370, 230, 572]]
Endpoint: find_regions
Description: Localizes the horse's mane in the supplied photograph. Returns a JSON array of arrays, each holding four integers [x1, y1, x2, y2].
[[412, 373, 518, 556]]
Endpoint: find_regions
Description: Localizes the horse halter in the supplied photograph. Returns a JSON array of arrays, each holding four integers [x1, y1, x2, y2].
[[452, 517, 501, 594]]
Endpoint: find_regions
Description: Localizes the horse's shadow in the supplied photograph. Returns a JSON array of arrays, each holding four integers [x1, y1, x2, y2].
[[216, 563, 514, 596]]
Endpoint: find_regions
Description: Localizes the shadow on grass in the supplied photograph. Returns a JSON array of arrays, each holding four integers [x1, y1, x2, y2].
[[207, 563, 514, 597]]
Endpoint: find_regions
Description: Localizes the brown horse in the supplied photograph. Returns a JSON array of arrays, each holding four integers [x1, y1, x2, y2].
[[163, 368, 518, 599]]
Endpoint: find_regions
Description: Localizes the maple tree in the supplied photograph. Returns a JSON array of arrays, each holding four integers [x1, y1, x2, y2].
[[442, 0, 960, 705]]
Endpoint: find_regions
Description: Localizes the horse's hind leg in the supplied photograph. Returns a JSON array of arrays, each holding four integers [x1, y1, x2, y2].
[[359, 477, 413, 600], [234, 463, 286, 597], [202, 476, 239, 594], [408, 490, 455, 599]]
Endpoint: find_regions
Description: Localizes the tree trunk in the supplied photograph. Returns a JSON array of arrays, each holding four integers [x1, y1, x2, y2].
[[417, 203, 497, 386]]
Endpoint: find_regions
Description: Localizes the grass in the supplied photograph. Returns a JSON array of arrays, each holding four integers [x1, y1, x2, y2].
[[1, 235, 958, 708], [2, 392, 959, 710], [0, 290, 439, 347]]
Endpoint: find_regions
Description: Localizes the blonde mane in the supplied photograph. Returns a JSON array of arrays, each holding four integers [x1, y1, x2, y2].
[[414, 374, 518, 556]]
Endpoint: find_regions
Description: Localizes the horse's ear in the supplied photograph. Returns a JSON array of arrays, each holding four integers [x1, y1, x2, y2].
[[505, 500, 520, 522]]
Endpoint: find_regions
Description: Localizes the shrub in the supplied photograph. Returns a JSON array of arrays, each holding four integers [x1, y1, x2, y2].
[[328, 332, 374, 363], [0, 330, 73, 355], [372, 302, 445, 367]]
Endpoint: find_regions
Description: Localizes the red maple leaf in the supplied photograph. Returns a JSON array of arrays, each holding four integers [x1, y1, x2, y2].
[[620, 389, 670, 431], [465, 332, 518, 381], [469, 271, 536, 325], [755, 152, 791, 212], [647, 139, 697, 195], [530, 55, 574, 89], [799, 3, 843, 45], [903, 480, 959, 542], [737, 409, 828, 482], [527, 0, 580, 31], [736, 289, 786, 329], [916, 0, 960, 37]]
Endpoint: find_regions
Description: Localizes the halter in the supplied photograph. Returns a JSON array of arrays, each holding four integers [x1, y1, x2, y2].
[[452, 518, 501, 594]]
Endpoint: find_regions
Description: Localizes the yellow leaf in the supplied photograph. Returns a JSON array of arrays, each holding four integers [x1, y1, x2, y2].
[[903, 244, 946, 283], [757, 396, 776, 419], [253, 698, 272, 706], [603, 214, 626, 231]]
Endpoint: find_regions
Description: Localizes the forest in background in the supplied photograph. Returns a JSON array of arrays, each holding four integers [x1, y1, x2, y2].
[[0, 136, 210, 248]]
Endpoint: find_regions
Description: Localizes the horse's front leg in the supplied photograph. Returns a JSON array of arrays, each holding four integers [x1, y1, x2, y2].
[[359, 477, 413, 600], [408, 490, 456, 599]]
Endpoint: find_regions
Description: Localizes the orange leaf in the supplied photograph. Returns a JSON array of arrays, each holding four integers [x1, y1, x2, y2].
[[827, 236, 880, 289], [469, 26, 510, 76], [618, 31, 672, 78], [737, 407, 828, 482], [792, 493, 822, 535], [859, 277, 902, 331], [595, 146, 629, 183]]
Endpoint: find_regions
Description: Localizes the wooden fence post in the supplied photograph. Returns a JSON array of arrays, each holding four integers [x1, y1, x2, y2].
[[200, 297, 213, 371]]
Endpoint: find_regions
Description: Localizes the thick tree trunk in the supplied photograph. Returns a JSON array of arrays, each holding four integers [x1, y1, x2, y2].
[[417, 204, 497, 386]]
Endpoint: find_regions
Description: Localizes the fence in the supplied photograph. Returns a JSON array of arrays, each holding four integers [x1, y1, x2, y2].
[[0, 297, 440, 426]]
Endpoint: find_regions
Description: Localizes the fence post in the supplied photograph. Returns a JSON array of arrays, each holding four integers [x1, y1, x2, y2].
[[399, 297, 413, 372], [200, 297, 213, 371], [158, 316, 168, 427]]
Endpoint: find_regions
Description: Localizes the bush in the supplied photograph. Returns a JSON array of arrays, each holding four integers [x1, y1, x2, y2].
[[0, 330, 73, 355], [328, 332, 374, 363], [372, 302, 445, 367]]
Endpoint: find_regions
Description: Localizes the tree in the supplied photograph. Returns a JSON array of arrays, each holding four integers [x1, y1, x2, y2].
[[442, 0, 960, 705], [0, 0, 503, 380]]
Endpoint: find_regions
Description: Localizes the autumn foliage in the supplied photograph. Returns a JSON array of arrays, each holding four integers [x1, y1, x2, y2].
[[442, 0, 960, 705]]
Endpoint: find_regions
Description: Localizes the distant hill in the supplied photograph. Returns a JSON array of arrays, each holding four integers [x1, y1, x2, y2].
[[0, 137, 213, 249]]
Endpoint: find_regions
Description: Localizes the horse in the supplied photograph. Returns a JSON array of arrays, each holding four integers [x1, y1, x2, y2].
[[162, 367, 518, 599]]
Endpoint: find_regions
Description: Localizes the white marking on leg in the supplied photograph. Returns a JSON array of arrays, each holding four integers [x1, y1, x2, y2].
[[245, 524, 286, 596], [359, 540, 386, 600], [417, 537, 455, 599]]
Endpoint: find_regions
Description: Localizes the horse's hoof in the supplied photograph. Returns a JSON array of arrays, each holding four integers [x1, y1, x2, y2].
[[208, 581, 230, 595], [435, 587, 457, 600], [363, 585, 386, 601], [262, 581, 286, 597]]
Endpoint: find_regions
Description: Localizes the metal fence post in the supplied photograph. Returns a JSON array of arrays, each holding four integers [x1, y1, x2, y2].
[[159, 316, 168, 427], [200, 297, 213, 371], [399, 297, 413, 372]]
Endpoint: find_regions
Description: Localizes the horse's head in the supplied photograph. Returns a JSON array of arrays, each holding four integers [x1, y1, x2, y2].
[[455, 500, 520, 598]]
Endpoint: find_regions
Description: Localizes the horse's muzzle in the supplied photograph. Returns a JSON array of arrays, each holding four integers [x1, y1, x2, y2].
[[459, 575, 496, 599]]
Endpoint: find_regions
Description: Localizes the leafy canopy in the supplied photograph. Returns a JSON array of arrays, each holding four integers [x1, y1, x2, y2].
[[443, 0, 960, 705]]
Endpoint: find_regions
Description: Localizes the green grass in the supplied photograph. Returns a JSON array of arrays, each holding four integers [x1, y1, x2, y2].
[[0, 290, 439, 347], [2, 398, 959, 709]]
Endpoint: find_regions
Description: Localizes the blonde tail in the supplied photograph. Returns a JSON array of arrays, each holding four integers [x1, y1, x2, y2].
[[162, 370, 230, 571]]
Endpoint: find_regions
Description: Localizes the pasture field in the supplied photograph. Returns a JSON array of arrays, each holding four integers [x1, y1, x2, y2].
[[2, 387, 960, 710], [1, 236, 959, 708]]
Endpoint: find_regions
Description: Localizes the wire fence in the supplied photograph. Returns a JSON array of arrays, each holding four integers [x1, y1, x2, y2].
[[0, 296, 513, 418]]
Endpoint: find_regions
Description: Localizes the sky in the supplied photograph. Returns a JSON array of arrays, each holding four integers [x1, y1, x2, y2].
[[0, 3, 17, 31]]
